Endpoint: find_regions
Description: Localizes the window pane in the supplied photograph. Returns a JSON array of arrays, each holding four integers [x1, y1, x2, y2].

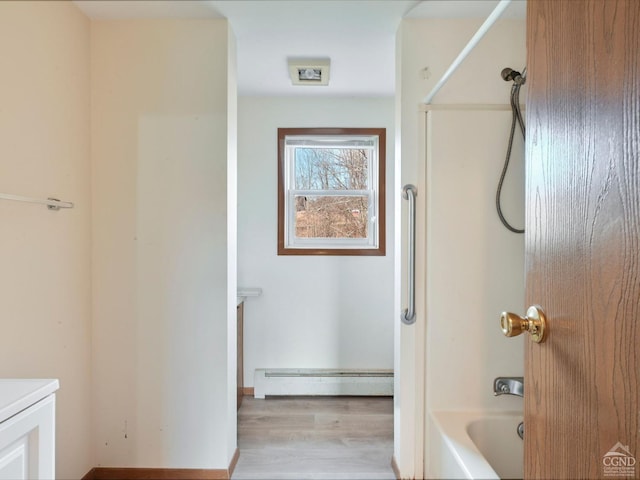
[[294, 148, 369, 190], [278, 127, 385, 255], [294, 195, 369, 239]]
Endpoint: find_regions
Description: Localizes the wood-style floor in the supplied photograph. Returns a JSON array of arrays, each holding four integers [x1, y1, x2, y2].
[[232, 396, 395, 480]]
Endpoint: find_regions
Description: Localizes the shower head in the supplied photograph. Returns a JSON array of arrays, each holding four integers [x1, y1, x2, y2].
[[501, 67, 525, 85]]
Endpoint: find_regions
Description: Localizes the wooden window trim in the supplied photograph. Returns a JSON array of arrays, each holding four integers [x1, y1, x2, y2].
[[277, 127, 386, 256]]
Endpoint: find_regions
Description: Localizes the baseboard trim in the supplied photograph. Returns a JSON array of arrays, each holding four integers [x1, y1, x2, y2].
[[82, 469, 95, 480], [242, 387, 254, 396], [87, 468, 225, 480], [228, 448, 240, 477], [391, 454, 401, 480], [84, 450, 241, 480]]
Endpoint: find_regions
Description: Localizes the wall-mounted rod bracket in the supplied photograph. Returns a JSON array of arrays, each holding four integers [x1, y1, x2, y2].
[[0, 193, 74, 210]]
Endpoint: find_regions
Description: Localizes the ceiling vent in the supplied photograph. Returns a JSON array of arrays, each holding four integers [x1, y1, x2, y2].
[[288, 58, 330, 86]]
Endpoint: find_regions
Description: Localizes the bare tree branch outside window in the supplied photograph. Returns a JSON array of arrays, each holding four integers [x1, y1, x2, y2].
[[294, 148, 369, 239]]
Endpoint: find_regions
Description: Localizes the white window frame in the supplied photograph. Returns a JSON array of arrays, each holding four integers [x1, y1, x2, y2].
[[277, 128, 386, 256]]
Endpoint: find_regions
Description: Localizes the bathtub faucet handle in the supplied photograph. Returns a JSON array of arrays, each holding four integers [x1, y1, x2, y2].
[[493, 377, 524, 397]]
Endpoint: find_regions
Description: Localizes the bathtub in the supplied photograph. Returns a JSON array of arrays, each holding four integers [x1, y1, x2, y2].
[[429, 411, 523, 479]]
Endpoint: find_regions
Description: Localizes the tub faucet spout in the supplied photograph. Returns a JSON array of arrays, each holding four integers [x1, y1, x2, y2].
[[493, 377, 524, 397]]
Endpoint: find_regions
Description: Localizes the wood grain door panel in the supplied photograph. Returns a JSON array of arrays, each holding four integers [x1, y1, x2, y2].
[[525, 0, 639, 478]]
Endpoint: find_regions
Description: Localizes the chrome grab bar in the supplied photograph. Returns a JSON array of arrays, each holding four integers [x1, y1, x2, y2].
[[401, 184, 417, 325]]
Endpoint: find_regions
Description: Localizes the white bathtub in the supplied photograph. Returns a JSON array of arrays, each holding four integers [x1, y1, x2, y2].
[[429, 411, 523, 479]]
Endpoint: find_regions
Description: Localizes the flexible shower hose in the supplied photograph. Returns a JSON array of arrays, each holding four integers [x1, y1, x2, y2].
[[496, 80, 526, 234]]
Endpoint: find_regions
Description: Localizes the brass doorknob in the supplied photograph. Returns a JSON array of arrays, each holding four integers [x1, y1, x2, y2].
[[500, 305, 547, 343]]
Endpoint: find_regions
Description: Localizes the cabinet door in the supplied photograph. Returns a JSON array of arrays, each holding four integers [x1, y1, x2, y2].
[[0, 395, 55, 480], [0, 435, 29, 480], [237, 302, 244, 410]]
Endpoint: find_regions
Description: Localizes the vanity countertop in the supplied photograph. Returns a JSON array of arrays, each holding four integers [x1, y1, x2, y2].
[[237, 287, 262, 306], [0, 379, 60, 423]]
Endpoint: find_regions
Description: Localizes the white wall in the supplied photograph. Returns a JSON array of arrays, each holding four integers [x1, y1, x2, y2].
[[396, 17, 526, 477], [91, 19, 236, 469], [425, 109, 525, 412], [238, 97, 394, 386], [0, 2, 92, 478]]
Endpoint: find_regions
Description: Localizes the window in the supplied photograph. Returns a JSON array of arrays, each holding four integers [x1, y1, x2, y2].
[[277, 128, 385, 256]]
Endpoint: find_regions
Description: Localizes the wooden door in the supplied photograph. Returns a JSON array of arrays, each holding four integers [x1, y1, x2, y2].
[[237, 302, 244, 410], [525, 0, 639, 478]]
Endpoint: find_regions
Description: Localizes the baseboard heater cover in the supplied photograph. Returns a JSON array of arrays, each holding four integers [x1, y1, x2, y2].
[[253, 368, 393, 399]]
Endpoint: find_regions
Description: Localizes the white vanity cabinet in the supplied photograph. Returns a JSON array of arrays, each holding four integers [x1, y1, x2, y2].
[[0, 379, 59, 480]]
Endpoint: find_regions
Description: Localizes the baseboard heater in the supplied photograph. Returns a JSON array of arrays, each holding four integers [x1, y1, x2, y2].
[[253, 368, 393, 399]]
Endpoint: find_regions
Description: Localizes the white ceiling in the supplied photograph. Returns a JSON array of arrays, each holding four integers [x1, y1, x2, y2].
[[74, 0, 526, 97]]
